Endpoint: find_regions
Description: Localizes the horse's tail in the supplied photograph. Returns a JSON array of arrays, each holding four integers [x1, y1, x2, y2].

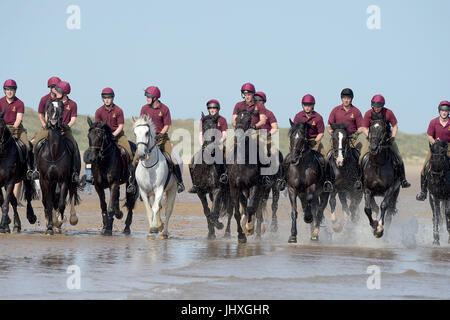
[[70, 181, 81, 206], [219, 187, 231, 218], [22, 178, 38, 202], [123, 186, 138, 211]]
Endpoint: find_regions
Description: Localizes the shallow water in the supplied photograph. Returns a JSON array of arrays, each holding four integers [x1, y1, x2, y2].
[[0, 165, 449, 300]]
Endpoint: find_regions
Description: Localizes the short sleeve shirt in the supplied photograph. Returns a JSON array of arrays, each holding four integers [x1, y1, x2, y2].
[[140, 102, 171, 134], [38, 93, 52, 114], [0, 96, 25, 125], [293, 111, 325, 138], [233, 100, 267, 126], [427, 117, 450, 142], [328, 104, 363, 134], [62, 98, 77, 126], [362, 107, 398, 128], [95, 104, 125, 131], [200, 115, 228, 133], [261, 109, 277, 132]]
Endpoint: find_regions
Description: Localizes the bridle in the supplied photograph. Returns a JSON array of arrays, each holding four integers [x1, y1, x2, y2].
[[332, 129, 349, 160], [135, 124, 158, 159], [430, 145, 448, 178], [369, 120, 389, 155], [89, 127, 113, 160]]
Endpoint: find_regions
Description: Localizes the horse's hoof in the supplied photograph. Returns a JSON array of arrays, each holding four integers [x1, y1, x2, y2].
[[103, 229, 112, 236], [332, 222, 343, 233], [123, 228, 131, 235], [433, 239, 440, 246], [149, 227, 160, 234], [13, 227, 21, 234], [158, 223, 165, 232], [115, 211, 124, 220], [238, 234, 247, 243], [69, 216, 78, 226], [223, 232, 231, 239], [214, 220, 224, 230], [288, 235, 297, 243], [160, 233, 169, 239], [45, 229, 54, 235], [27, 215, 37, 225], [374, 229, 384, 238], [207, 233, 216, 240], [311, 235, 319, 241]]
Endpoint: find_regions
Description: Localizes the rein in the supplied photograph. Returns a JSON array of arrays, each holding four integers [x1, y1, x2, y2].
[[135, 124, 158, 161], [89, 127, 114, 160]]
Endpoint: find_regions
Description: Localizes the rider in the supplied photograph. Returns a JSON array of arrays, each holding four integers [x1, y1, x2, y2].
[[360, 94, 411, 188], [416, 100, 450, 201], [0, 79, 35, 178], [94, 88, 136, 193], [188, 99, 228, 193], [293, 94, 331, 191], [326, 88, 364, 188], [30, 81, 82, 184], [38, 76, 61, 128], [254, 91, 285, 190], [133, 86, 185, 193]]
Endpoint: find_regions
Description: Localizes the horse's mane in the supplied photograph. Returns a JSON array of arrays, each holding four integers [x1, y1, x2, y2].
[[330, 123, 348, 131], [289, 121, 310, 140], [95, 121, 114, 141], [431, 140, 449, 153], [134, 116, 156, 138], [370, 112, 385, 121], [202, 113, 219, 123]]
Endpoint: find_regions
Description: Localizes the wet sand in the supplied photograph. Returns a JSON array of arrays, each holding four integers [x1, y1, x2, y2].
[[1, 165, 449, 299]]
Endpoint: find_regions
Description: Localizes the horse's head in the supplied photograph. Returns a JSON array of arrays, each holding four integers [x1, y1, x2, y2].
[[201, 112, 220, 147], [235, 108, 255, 131], [87, 117, 112, 162], [0, 109, 11, 152], [288, 119, 310, 162], [368, 112, 389, 155], [430, 140, 449, 173], [330, 123, 349, 167], [46, 100, 64, 131], [133, 115, 156, 161]]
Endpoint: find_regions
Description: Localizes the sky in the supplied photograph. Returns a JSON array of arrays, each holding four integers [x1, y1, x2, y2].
[[0, 0, 449, 133]]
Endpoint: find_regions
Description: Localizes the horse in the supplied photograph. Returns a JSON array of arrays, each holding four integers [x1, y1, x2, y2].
[[425, 140, 450, 245], [361, 112, 401, 238], [0, 110, 37, 233], [284, 120, 329, 243], [86, 117, 138, 235], [35, 100, 81, 235], [191, 112, 233, 239], [227, 108, 267, 243], [133, 115, 180, 238], [327, 123, 363, 232]]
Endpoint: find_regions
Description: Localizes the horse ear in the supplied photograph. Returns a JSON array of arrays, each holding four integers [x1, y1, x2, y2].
[[289, 118, 294, 127], [132, 116, 136, 123], [201, 112, 205, 120], [143, 114, 148, 122], [87, 117, 93, 127]]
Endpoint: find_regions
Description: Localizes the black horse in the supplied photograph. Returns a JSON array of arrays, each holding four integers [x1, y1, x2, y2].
[[227, 108, 267, 243], [328, 123, 363, 231], [190, 112, 233, 239], [0, 110, 37, 233], [284, 120, 329, 243], [36, 100, 82, 235], [86, 117, 138, 235], [362, 112, 401, 238], [425, 140, 450, 245]]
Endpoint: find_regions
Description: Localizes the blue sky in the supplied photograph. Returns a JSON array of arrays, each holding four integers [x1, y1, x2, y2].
[[0, 0, 449, 133]]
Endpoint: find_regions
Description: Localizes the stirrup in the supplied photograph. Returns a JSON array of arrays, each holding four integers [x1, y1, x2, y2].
[[72, 172, 80, 183], [262, 176, 272, 186], [126, 184, 136, 194], [354, 180, 362, 190], [188, 185, 199, 194], [401, 180, 411, 188], [219, 173, 228, 184], [27, 170, 39, 181], [323, 181, 333, 192], [416, 192, 427, 201], [177, 182, 185, 193], [277, 179, 286, 191]]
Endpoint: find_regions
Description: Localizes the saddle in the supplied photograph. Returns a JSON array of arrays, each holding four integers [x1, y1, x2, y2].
[[35, 137, 74, 157]]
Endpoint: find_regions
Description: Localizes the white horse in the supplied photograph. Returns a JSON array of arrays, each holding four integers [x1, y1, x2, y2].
[[133, 116, 180, 238]]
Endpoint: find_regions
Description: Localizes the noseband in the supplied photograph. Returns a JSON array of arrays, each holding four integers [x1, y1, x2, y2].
[[135, 124, 158, 158]]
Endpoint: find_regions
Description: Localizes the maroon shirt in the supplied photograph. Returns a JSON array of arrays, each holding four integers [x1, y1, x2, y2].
[[140, 102, 171, 134], [233, 100, 267, 126], [95, 104, 125, 131], [362, 107, 398, 128], [200, 115, 228, 132], [38, 93, 52, 114], [328, 104, 363, 134], [62, 98, 77, 126], [427, 117, 450, 142], [293, 111, 325, 138], [0, 96, 25, 125], [261, 109, 277, 132]]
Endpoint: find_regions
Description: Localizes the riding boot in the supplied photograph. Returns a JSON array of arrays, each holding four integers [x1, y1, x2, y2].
[[72, 152, 84, 187], [126, 155, 136, 194], [416, 173, 427, 201], [399, 162, 411, 188], [174, 164, 185, 193], [188, 166, 198, 193], [354, 163, 363, 190]]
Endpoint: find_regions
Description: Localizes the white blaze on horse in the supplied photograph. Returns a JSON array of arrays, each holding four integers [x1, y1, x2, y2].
[[133, 116, 180, 238]]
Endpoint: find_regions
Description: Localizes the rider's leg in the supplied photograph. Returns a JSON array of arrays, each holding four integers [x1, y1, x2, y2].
[[116, 133, 136, 194], [161, 138, 185, 193], [312, 140, 333, 192], [188, 155, 198, 193], [30, 127, 48, 180], [349, 134, 363, 190], [416, 150, 431, 201], [390, 139, 410, 188]]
